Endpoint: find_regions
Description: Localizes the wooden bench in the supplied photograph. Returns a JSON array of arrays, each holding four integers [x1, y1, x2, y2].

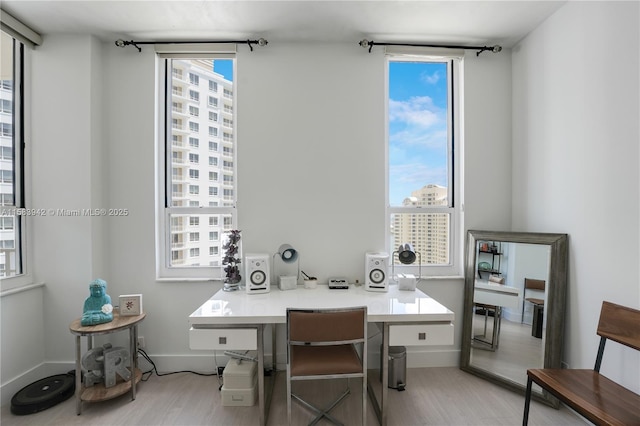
[[523, 301, 640, 426]]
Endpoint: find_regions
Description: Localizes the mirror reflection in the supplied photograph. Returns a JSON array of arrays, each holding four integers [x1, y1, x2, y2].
[[470, 240, 550, 386], [460, 230, 568, 407]]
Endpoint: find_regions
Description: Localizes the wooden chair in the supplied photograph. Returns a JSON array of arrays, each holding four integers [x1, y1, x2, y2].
[[521, 278, 545, 324], [286, 306, 367, 426], [523, 301, 640, 425]]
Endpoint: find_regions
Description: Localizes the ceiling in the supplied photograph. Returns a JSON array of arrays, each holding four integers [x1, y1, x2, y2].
[[2, 1, 566, 48]]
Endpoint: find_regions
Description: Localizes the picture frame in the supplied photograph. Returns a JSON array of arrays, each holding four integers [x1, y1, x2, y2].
[[119, 294, 143, 316]]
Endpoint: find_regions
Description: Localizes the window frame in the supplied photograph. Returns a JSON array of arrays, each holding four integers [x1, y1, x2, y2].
[[0, 31, 32, 290], [385, 52, 463, 277], [155, 50, 237, 281]]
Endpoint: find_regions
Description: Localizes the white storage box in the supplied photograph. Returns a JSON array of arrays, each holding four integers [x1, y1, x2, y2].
[[397, 274, 417, 291], [221, 383, 257, 406], [223, 359, 257, 389], [278, 275, 297, 290]]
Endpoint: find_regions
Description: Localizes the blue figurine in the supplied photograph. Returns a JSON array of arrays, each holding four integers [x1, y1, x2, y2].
[[81, 279, 114, 326]]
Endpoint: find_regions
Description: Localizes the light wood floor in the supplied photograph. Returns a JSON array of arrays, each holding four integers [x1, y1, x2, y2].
[[1, 367, 583, 425], [471, 313, 545, 387]]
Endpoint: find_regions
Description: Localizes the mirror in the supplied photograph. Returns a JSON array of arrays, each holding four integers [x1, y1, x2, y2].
[[460, 230, 568, 407]]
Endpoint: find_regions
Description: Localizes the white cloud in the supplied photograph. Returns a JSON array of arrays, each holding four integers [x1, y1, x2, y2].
[[389, 96, 441, 128], [390, 128, 447, 148], [390, 163, 448, 187], [421, 71, 440, 85]]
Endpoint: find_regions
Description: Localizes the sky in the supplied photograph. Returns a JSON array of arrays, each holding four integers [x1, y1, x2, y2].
[[213, 60, 233, 81], [388, 61, 448, 206]]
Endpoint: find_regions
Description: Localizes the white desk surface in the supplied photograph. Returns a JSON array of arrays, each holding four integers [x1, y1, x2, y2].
[[474, 280, 520, 309], [474, 280, 520, 295], [189, 284, 454, 325]]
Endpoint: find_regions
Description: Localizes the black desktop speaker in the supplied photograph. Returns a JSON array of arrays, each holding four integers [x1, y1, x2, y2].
[[245, 254, 270, 294]]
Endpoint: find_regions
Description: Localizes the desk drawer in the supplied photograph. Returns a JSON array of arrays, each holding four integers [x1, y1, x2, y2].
[[189, 327, 257, 350], [389, 323, 454, 346]]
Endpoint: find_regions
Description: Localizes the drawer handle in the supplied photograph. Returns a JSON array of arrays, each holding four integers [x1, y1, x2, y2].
[[418, 332, 426, 340], [219, 336, 227, 345]]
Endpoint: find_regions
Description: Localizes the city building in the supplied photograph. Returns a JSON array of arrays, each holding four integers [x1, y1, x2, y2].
[[0, 31, 16, 277], [168, 59, 234, 268], [391, 184, 449, 264]]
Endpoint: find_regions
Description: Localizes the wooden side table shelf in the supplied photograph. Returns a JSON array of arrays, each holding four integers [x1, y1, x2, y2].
[[69, 311, 146, 415]]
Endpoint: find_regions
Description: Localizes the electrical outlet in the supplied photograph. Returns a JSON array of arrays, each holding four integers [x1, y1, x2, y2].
[[217, 366, 225, 376], [137, 336, 145, 349]]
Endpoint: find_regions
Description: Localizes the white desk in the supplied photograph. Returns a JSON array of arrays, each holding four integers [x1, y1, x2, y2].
[[473, 281, 520, 349], [474, 281, 520, 308], [189, 284, 454, 426]]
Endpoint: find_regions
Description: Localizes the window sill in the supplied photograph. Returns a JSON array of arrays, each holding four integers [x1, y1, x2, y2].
[[0, 280, 45, 297], [419, 275, 464, 281], [155, 277, 221, 283]]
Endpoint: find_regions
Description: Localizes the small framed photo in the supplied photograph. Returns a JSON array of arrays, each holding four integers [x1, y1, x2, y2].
[[119, 294, 143, 316]]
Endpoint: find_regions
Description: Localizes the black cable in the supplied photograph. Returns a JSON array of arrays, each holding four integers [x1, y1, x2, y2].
[[137, 348, 217, 382]]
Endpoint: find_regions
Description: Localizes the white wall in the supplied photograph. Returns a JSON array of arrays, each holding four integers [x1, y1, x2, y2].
[[2, 35, 512, 400], [512, 1, 639, 392], [4, 0, 637, 407]]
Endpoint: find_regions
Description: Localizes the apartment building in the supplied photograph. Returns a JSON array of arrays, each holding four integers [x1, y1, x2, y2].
[[0, 31, 16, 277], [391, 184, 449, 264], [168, 59, 234, 268]]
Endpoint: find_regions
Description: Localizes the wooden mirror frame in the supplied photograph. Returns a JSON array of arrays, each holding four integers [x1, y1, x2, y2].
[[460, 230, 568, 407]]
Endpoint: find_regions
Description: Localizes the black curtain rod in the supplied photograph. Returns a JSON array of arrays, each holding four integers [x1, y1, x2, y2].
[[114, 38, 268, 52], [358, 39, 502, 56]]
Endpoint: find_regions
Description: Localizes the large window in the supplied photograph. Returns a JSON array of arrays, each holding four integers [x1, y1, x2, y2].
[[0, 30, 25, 280], [387, 54, 462, 276], [157, 54, 236, 280]]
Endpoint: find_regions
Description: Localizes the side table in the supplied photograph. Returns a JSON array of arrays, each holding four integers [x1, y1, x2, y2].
[[69, 311, 146, 414]]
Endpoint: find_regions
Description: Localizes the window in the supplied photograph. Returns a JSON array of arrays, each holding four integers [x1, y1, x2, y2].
[[1, 122, 11, 136], [0, 30, 26, 281], [157, 51, 236, 280], [386, 53, 462, 276], [1, 99, 11, 112]]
